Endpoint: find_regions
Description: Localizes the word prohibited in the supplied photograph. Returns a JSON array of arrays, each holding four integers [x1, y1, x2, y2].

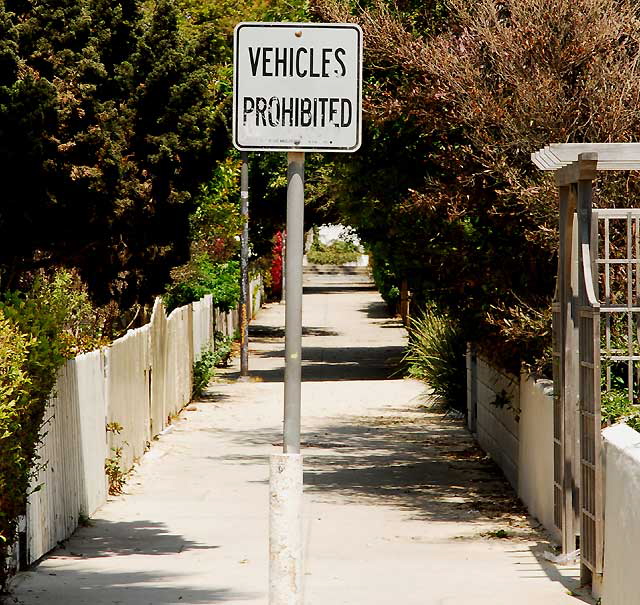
[[233, 23, 362, 152]]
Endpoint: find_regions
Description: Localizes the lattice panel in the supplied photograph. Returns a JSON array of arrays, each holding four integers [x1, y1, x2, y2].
[[552, 302, 563, 531], [578, 207, 640, 576], [579, 308, 601, 573], [597, 210, 640, 403]]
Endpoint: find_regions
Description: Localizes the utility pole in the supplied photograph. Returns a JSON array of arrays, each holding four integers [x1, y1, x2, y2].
[[239, 151, 250, 378]]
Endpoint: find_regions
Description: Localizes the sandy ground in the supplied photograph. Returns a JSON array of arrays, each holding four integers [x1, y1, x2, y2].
[[8, 283, 592, 604]]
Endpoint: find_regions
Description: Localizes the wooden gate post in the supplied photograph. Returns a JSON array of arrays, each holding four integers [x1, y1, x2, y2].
[[557, 182, 580, 553], [576, 154, 604, 595], [531, 143, 640, 598]]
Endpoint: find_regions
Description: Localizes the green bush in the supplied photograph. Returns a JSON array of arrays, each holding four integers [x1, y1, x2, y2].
[[403, 306, 466, 412], [0, 270, 104, 586], [191, 333, 234, 398], [601, 389, 636, 425], [192, 349, 216, 398], [105, 447, 126, 496], [307, 240, 360, 265], [0, 291, 67, 586], [30, 270, 108, 355], [600, 389, 640, 433], [306, 227, 360, 265], [371, 258, 400, 311], [0, 311, 32, 564], [212, 332, 233, 368], [165, 257, 241, 313]]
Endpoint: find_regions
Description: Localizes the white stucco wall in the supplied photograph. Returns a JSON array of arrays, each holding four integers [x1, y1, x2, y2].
[[469, 360, 640, 593], [601, 423, 640, 605], [518, 376, 559, 542]]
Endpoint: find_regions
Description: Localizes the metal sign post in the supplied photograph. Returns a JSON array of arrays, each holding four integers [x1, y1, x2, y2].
[[283, 152, 304, 454], [233, 22, 362, 605], [280, 234, 286, 304], [239, 152, 250, 378]]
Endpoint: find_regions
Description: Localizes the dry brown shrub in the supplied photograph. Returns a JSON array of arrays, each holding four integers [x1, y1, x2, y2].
[[313, 0, 640, 370]]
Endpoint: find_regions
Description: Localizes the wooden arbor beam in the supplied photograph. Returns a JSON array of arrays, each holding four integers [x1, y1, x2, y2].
[[555, 153, 598, 187], [532, 143, 640, 171]]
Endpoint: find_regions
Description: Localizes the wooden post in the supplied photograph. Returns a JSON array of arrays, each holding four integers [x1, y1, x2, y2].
[[530, 143, 640, 601], [467, 344, 478, 433], [558, 182, 579, 554], [575, 153, 603, 594], [400, 279, 410, 326]]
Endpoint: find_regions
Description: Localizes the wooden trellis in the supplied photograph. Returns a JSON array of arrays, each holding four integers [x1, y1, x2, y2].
[[532, 143, 640, 595]]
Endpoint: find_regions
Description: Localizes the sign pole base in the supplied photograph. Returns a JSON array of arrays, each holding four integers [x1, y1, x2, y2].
[[269, 453, 304, 605]]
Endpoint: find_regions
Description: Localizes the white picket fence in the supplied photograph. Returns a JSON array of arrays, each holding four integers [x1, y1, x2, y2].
[[25, 278, 262, 565]]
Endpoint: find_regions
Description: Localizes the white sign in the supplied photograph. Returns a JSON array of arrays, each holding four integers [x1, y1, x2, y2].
[[233, 22, 362, 153]]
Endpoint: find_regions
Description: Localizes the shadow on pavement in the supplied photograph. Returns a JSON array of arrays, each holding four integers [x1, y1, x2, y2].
[[217, 410, 526, 525], [8, 520, 253, 605], [232, 291, 406, 383], [50, 518, 215, 558], [238, 320, 406, 382], [249, 325, 340, 338], [227, 321, 406, 382], [359, 300, 392, 319], [224, 348, 405, 382], [198, 391, 232, 404], [509, 545, 590, 602], [9, 568, 251, 604]]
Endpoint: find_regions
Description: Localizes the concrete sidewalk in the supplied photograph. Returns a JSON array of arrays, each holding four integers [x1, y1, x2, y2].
[[9, 283, 591, 604]]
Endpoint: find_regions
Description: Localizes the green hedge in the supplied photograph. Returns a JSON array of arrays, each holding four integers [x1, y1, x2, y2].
[[165, 257, 240, 313]]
